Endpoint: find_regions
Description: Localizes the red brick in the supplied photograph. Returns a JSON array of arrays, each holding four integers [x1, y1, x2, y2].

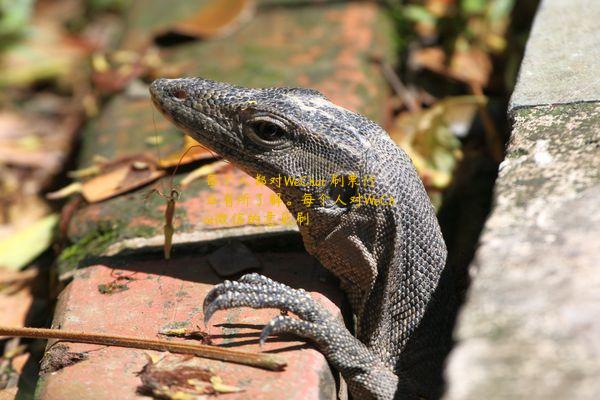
[[37, 252, 344, 400]]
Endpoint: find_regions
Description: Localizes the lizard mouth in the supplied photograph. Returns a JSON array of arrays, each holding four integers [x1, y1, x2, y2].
[[150, 83, 242, 163]]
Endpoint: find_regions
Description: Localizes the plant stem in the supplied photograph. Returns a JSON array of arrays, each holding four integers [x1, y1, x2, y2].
[[0, 326, 286, 371]]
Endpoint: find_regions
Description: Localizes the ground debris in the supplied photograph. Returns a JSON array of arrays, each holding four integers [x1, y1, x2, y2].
[[39, 344, 88, 374], [97, 274, 137, 295], [158, 327, 213, 345], [155, 0, 256, 40], [139, 355, 243, 399]]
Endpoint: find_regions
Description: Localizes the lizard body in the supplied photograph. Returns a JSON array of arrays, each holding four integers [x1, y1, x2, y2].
[[150, 78, 453, 399]]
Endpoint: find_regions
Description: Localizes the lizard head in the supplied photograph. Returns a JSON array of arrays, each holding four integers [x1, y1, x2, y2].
[[150, 77, 399, 274]]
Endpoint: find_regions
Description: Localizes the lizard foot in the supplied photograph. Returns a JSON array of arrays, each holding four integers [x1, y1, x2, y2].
[[203, 273, 400, 399], [203, 273, 333, 346]]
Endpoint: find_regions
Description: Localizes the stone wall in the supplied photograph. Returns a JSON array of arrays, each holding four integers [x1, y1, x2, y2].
[[445, 1, 600, 398]]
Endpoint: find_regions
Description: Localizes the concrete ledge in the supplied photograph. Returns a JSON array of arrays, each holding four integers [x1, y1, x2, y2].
[[447, 1, 600, 397], [510, 0, 600, 109], [445, 103, 600, 399]]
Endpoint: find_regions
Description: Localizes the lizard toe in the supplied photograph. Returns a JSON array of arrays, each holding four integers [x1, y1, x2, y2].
[[259, 315, 321, 347], [202, 278, 325, 325]]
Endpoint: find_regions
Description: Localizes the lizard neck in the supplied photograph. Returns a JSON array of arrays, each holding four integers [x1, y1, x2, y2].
[[299, 138, 448, 365]]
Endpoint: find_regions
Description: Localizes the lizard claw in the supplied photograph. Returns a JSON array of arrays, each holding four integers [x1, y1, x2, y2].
[[259, 315, 317, 347], [202, 273, 326, 326]]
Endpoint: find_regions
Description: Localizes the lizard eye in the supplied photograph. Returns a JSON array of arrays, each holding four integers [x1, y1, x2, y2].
[[247, 120, 288, 147]]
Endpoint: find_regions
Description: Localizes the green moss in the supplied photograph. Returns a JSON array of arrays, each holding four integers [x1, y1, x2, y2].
[[507, 147, 528, 158], [57, 222, 120, 277]]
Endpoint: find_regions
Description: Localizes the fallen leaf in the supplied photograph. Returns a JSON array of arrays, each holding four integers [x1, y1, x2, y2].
[[0, 214, 58, 271], [0, 96, 84, 210], [161, 0, 256, 39], [209, 376, 243, 394], [0, 268, 39, 330], [390, 96, 486, 191], [67, 165, 101, 179], [449, 47, 492, 88], [410, 46, 446, 76], [91, 54, 146, 94], [0, 19, 90, 87], [158, 136, 216, 169], [139, 355, 243, 399], [80, 157, 165, 203], [0, 145, 62, 169], [39, 344, 88, 374], [181, 160, 229, 188], [0, 113, 28, 140], [0, 268, 38, 287], [46, 182, 83, 200], [411, 45, 492, 87]]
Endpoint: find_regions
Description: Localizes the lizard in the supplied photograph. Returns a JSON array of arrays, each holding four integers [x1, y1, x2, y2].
[[149, 77, 455, 399]]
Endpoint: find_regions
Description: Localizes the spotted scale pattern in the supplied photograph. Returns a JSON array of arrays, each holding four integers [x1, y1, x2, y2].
[[150, 78, 453, 400]]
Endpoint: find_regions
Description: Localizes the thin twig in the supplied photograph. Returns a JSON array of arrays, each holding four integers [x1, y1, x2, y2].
[[0, 326, 286, 371], [370, 55, 420, 112]]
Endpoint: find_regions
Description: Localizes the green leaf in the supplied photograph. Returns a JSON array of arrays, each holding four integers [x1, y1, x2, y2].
[[0, 0, 33, 48], [461, 0, 487, 14], [402, 5, 436, 24], [0, 214, 58, 271], [488, 0, 515, 21]]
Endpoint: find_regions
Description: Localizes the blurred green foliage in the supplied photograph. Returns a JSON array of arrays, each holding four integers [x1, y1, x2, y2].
[[385, 0, 516, 54], [0, 0, 34, 48], [86, 0, 131, 13]]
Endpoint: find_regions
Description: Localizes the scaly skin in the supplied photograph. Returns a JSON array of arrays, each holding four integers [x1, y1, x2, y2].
[[150, 78, 453, 399]]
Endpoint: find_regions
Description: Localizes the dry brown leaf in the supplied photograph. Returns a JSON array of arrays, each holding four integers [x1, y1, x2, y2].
[[81, 158, 165, 203], [0, 194, 51, 240], [0, 110, 75, 170], [0, 96, 84, 208], [158, 136, 216, 168], [389, 96, 486, 190], [181, 160, 229, 188], [209, 376, 243, 394], [411, 46, 492, 87], [449, 48, 492, 88], [0, 269, 38, 330], [0, 146, 62, 169], [411, 47, 447, 76], [139, 355, 243, 399], [163, 0, 256, 39]]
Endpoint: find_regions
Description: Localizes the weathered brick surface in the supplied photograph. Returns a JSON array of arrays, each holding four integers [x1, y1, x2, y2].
[[63, 0, 394, 280], [38, 252, 344, 399]]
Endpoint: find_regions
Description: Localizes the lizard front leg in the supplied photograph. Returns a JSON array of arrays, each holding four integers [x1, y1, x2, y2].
[[203, 273, 402, 400]]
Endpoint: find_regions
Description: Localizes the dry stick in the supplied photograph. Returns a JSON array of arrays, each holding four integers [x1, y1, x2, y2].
[[371, 55, 420, 112], [0, 326, 286, 371]]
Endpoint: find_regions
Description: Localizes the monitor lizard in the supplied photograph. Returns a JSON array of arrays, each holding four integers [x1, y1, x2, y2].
[[150, 78, 455, 400]]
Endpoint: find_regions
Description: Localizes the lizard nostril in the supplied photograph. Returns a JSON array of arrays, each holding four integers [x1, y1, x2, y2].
[[173, 88, 188, 100]]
